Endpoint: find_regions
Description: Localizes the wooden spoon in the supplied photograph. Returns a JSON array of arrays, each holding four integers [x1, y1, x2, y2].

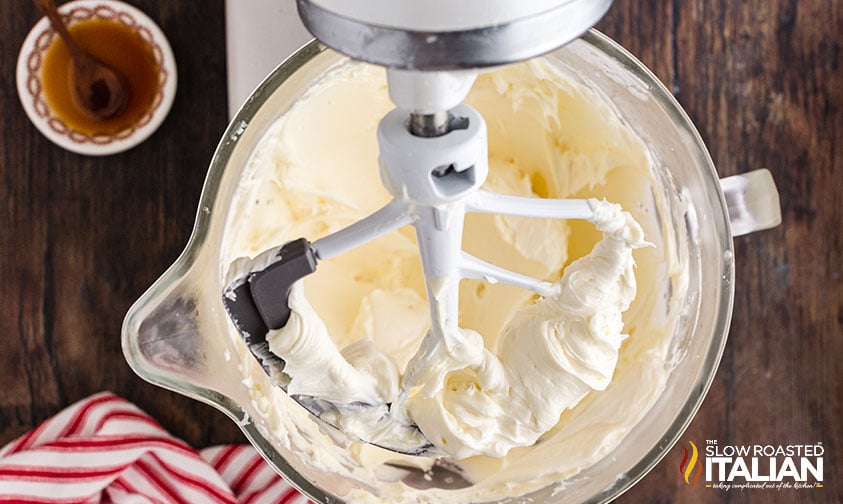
[[33, 0, 129, 120]]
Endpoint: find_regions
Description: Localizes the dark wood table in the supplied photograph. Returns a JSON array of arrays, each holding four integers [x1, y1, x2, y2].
[[1, 1, 840, 502]]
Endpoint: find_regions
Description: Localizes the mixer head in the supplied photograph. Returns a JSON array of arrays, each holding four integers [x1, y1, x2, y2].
[[223, 0, 615, 457], [296, 0, 613, 71]]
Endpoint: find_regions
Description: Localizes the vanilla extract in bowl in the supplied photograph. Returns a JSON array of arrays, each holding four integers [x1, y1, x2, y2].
[[40, 18, 159, 136]]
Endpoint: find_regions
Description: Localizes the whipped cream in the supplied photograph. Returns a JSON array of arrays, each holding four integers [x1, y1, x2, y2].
[[260, 199, 647, 459], [222, 58, 681, 502], [401, 201, 648, 459]]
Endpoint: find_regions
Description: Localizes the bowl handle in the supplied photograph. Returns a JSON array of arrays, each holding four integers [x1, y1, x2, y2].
[[719, 169, 782, 237]]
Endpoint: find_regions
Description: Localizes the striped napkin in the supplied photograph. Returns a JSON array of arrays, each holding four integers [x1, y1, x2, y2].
[[0, 392, 312, 504]]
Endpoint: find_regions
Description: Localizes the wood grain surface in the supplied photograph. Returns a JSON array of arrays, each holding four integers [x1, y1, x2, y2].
[[1, 1, 840, 503]]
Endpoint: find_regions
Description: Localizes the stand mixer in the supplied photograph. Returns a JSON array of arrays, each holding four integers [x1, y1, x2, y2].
[[121, 0, 784, 499], [222, 0, 623, 457]]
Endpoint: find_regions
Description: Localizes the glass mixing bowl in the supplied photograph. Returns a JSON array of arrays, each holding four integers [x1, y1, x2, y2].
[[122, 30, 780, 503]]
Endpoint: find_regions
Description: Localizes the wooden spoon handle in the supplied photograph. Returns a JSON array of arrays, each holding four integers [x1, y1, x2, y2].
[[31, 0, 89, 64]]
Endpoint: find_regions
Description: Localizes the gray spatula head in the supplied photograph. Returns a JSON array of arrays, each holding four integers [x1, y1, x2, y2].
[[221, 238, 437, 457], [222, 238, 316, 378]]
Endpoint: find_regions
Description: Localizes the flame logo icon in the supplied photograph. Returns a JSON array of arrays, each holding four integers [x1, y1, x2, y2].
[[679, 440, 703, 486]]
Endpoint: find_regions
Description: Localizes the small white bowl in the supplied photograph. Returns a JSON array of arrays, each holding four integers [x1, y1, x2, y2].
[[16, 0, 177, 156]]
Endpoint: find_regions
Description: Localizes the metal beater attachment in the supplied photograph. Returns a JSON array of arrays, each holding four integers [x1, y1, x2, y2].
[[223, 82, 599, 456], [223, 0, 615, 456]]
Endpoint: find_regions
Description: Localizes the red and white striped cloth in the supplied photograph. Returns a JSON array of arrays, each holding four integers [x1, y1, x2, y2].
[[0, 392, 312, 504]]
